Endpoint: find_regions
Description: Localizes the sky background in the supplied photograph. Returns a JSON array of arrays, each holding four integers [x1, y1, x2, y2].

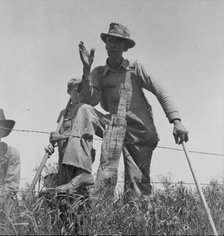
[[0, 0, 224, 190]]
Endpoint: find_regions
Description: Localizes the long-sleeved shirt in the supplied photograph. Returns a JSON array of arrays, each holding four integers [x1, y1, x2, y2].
[[81, 59, 181, 124], [0, 142, 20, 195]]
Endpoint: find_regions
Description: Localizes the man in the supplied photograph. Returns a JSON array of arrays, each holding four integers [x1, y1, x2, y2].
[[77, 22, 189, 200], [0, 109, 20, 205], [45, 78, 95, 193]]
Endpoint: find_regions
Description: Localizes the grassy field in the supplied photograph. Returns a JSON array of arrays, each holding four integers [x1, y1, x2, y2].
[[0, 178, 224, 235]]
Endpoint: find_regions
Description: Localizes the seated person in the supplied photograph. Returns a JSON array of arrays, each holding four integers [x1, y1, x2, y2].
[[45, 78, 95, 193], [0, 109, 20, 205]]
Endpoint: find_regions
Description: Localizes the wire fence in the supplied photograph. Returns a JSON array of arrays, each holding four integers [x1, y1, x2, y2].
[[18, 180, 224, 187], [1, 126, 224, 157], [16, 180, 224, 195], [1, 126, 224, 190]]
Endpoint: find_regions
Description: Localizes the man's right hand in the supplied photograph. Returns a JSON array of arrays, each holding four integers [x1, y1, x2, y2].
[[79, 41, 95, 71], [49, 131, 63, 143]]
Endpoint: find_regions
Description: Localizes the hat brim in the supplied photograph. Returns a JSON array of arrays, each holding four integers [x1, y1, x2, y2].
[[100, 33, 135, 49], [0, 120, 15, 137]]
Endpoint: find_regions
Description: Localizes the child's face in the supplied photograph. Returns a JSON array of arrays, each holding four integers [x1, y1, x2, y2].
[[70, 86, 80, 104]]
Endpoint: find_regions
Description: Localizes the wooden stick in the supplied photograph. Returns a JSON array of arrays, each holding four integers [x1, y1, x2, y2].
[[182, 143, 218, 236], [25, 98, 72, 202], [93, 83, 128, 197]]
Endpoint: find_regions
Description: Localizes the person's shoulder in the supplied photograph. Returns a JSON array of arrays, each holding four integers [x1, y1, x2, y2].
[[92, 65, 105, 74], [7, 146, 20, 159], [57, 109, 65, 123], [128, 60, 143, 69], [91, 65, 106, 82], [127, 60, 144, 75]]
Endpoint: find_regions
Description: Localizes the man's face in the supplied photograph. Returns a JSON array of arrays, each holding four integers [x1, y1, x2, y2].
[[106, 36, 126, 60]]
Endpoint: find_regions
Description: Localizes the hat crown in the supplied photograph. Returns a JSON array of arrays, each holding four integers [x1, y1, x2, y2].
[[0, 109, 15, 137], [108, 23, 131, 39], [0, 109, 6, 121], [101, 22, 135, 49]]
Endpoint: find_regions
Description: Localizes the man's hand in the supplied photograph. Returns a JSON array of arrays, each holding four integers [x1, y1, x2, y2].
[[172, 120, 189, 144], [44, 143, 54, 155], [79, 41, 95, 71], [49, 131, 64, 143]]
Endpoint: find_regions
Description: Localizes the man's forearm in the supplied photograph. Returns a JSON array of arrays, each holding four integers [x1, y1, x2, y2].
[[59, 133, 70, 140], [80, 66, 100, 106], [82, 65, 91, 80]]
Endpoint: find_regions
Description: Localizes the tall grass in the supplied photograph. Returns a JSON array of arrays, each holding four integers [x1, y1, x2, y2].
[[0, 178, 224, 235]]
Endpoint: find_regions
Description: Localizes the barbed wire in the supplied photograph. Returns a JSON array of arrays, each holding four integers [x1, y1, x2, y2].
[[1, 126, 224, 157], [1, 127, 51, 135], [16, 180, 224, 194], [19, 176, 224, 186], [156, 145, 224, 157]]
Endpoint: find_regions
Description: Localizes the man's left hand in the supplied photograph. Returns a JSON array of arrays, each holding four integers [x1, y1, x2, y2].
[[172, 120, 189, 144], [79, 41, 95, 71]]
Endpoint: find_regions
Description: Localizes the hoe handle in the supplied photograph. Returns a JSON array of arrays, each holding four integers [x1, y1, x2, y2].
[[182, 143, 218, 236], [26, 98, 72, 201]]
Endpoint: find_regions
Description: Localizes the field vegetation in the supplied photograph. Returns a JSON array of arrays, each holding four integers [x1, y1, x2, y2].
[[0, 177, 224, 235]]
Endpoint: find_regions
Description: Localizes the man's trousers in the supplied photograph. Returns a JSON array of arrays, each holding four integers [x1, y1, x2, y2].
[[62, 103, 159, 199]]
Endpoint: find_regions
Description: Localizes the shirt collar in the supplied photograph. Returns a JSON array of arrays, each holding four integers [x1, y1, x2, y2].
[[102, 58, 130, 77]]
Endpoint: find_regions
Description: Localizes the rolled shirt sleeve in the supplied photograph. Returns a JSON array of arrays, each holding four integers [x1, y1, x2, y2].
[[80, 59, 181, 122], [136, 61, 181, 122], [80, 67, 102, 106]]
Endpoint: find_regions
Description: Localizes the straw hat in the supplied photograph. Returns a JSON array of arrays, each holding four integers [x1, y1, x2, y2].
[[0, 109, 15, 137], [100, 22, 135, 49]]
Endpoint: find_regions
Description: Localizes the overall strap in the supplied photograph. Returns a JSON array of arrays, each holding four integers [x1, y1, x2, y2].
[[124, 69, 132, 112]]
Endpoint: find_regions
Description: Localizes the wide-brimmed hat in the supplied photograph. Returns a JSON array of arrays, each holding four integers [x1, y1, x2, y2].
[[0, 109, 15, 138], [101, 23, 135, 49]]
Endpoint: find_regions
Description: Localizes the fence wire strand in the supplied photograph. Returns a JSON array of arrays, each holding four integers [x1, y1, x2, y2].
[[2, 126, 222, 195], [1, 126, 223, 157]]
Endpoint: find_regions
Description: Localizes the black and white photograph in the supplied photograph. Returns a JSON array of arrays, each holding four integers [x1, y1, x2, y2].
[[0, 0, 223, 235]]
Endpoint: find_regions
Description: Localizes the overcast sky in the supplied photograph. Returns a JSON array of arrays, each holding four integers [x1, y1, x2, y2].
[[0, 0, 224, 189]]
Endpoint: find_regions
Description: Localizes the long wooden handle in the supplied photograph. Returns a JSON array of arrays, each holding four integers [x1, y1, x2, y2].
[[26, 98, 72, 201], [182, 143, 218, 236]]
